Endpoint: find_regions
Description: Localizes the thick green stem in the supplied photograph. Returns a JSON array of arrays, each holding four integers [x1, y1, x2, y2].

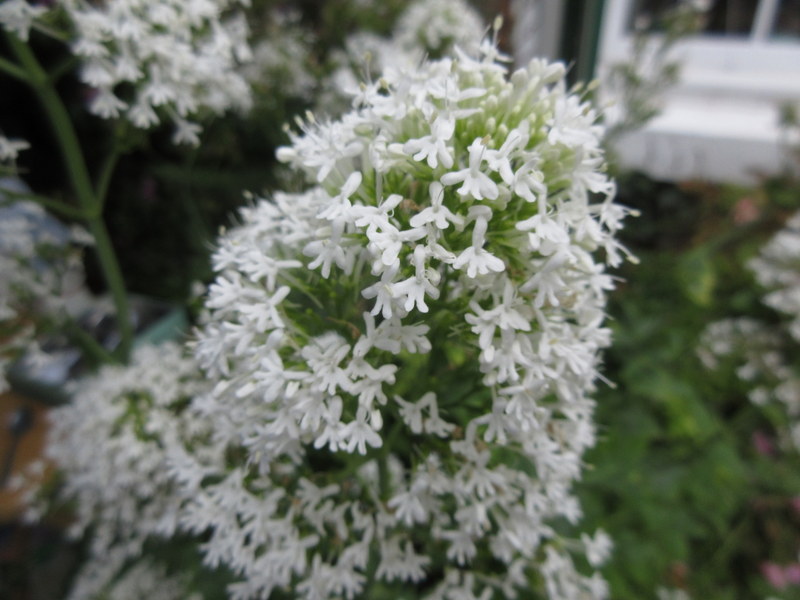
[[6, 33, 134, 360], [0, 56, 29, 82]]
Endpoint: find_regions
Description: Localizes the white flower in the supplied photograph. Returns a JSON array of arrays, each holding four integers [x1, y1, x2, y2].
[[376, 538, 430, 583], [7, 0, 254, 144], [452, 207, 505, 278], [42, 343, 208, 599], [409, 181, 465, 230], [0, 134, 30, 162], [700, 211, 800, 453], [0, 197, 93, 393], [403, 115, 456, 169], [186, 32, 626, 599], [394, 0, 485, 57], [0, 0, 46, 41], [440, 138, 500, 201], [749, 211, 800, 340], [581, 530, 613, 568]]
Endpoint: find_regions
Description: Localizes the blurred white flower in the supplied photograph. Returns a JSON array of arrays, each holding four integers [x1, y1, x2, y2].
[[0, 133, 30, 162], [749, 211, 800, 341], [0, 195, 92, 393], [0, 0, 46, 41], [45, 342, 209, 599], [699, 211, 800, 452], [1, 0, 254, 145], [394, 0, 485, 57], [242, 9, 317, 102], [322, 0, 487, 116]]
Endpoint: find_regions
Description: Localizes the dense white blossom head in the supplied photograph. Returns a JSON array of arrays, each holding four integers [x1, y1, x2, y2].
[[188, 35, 627, 599]]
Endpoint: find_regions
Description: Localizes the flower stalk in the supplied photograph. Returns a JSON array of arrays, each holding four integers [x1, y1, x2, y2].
[[4, 31, 134, 361]]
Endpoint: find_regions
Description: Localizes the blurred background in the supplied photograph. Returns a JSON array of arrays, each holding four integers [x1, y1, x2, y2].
[[3, 0, 800, 598]]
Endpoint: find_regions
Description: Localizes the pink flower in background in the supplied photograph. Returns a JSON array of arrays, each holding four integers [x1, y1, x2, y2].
[[785, 563, 800, 585], [761, 562, 800, 589], [733, 196, 760, 225], [790, 496, 800, 515], [752, 430, 776, 456], [762, 562, 788, 589]]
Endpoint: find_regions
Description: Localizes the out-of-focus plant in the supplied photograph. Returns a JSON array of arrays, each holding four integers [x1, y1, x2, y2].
[[575, 159, 800, 598], [320, 0, 486, 116], [0, 191, 95, 393], [0, 0, 255, 362], [778, 101, 800, 174], [696, 209, 800, 599]]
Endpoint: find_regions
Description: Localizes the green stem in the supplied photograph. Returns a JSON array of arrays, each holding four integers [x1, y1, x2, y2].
[[95, 146, 120, 209], [6, 33, 134, 361], [377, 452, 390, 501], [48, 54, 79, 83], [377, 417, 406, 500], [65, 319, 118, 366], [0, 56, 29, 82], [30, 20, 70, 44], [87, 215, 134, 358]]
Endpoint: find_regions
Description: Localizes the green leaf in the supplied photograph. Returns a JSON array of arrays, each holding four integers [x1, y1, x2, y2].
[[677, 248, 717, 306]]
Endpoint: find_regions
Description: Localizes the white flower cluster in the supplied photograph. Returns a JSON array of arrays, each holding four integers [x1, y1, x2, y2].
[[1, 0, 253, 145], [699, 211, 800, 451], [749, 211, 800, 341], [0, 0, 46, 41], [394, 0, 486, 58], [0, 196, 90, 393], [242, 9, 316, 102], [84, 559, 203, 600], [188, 37, 626, 599], [699, 318, 800, 451], [325, 0, 485, 114], [697, 317, 794, 410], [45, 342, 209, 599], [657, 587, 692, 600]]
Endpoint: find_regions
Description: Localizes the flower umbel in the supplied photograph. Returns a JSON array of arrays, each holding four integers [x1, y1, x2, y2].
[[188, 35, 627, 599]]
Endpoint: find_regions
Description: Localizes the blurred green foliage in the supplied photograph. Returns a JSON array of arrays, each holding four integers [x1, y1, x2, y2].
[[580, 170, 800, 599]]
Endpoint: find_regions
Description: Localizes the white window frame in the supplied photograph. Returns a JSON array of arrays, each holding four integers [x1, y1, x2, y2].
[[597, 0, 800, 183]]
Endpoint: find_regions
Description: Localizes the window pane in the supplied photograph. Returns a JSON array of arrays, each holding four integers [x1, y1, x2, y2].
[[773, 0, 800, 39], [629, 0, 758, 37], [627, 0, 686, 31], [704, 0, 759, 35]]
